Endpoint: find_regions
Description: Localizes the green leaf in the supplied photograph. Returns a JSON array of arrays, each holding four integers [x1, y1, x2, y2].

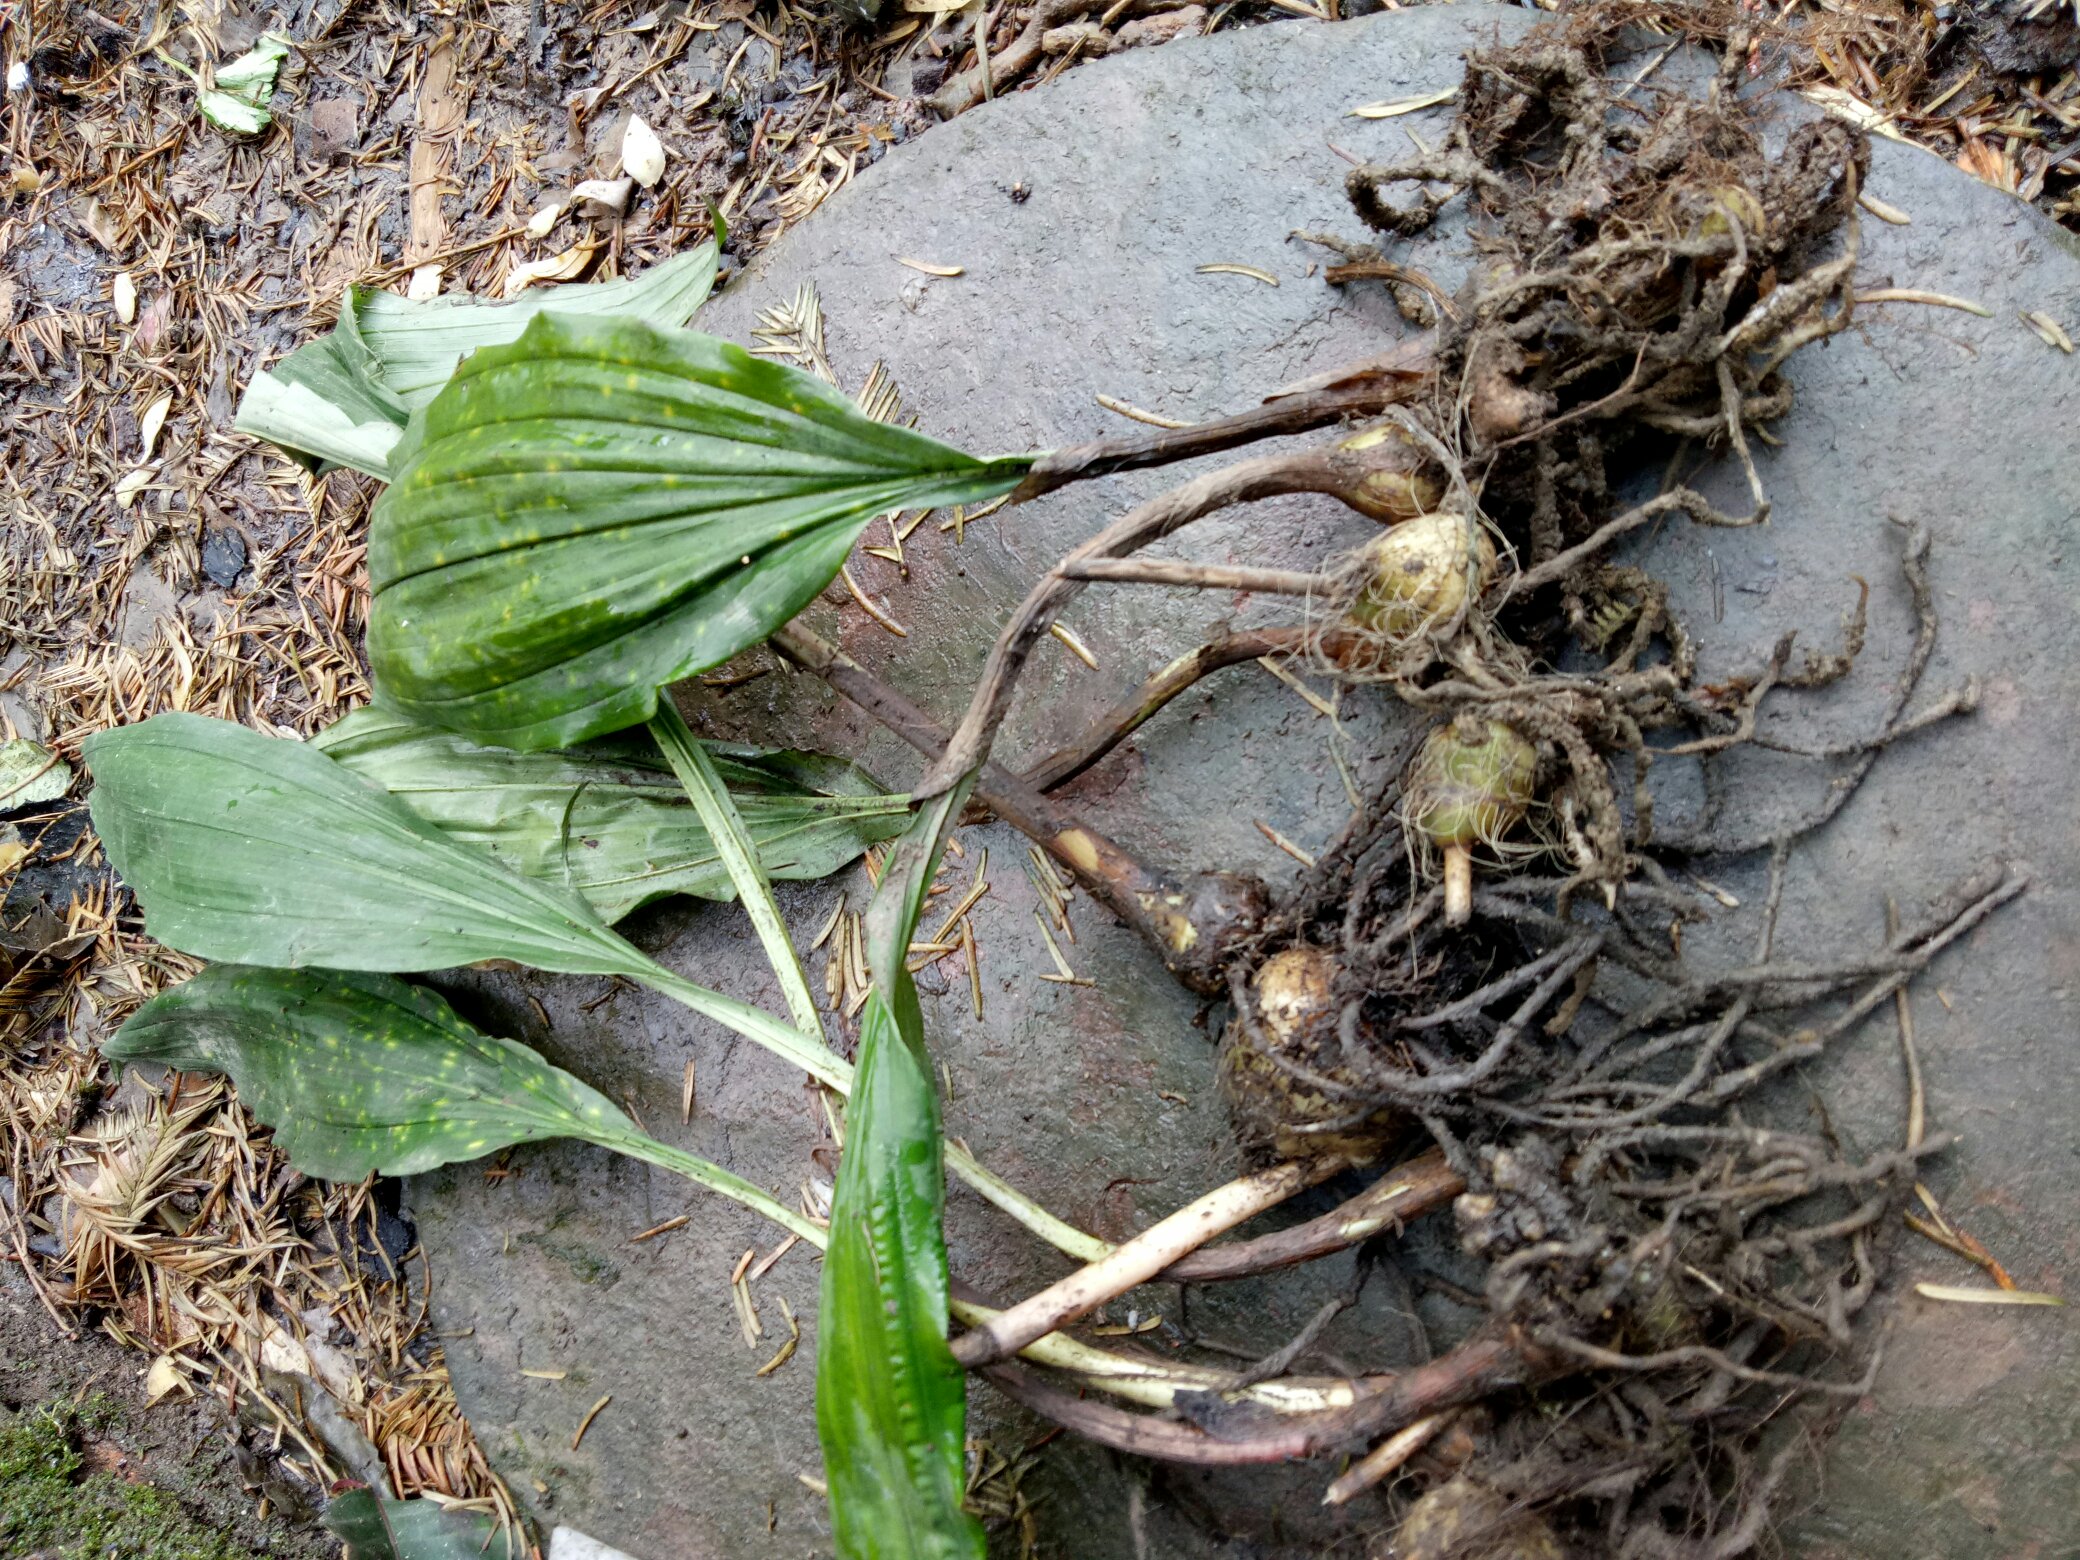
[[312, 705, 908, 923], [82, 712, 843, 1087], [108, 963, 822, 1241], [212, 34, 292, 103], [816, 782, 983, 1560], [234, 246, 720, 478], [647, 701, 825, 1037], [322, 1487, 514, 1560], [86, 712, 639, 978], [110, 965, 627, 1179], [161, 34, 291, 136], [366, 312, 1034, 750]]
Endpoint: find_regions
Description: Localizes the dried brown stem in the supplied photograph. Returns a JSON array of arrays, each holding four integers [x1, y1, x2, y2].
[[1019, 627, 1363, 792], [926, 443, 1423, 796], [1059, 558, 1329, 595], [1012, 346, 1434, 501], [1159, 1147, 1463, 1283]]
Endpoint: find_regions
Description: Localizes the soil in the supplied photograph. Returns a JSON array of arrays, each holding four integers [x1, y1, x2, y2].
[[0, 1262, 330, 1559]]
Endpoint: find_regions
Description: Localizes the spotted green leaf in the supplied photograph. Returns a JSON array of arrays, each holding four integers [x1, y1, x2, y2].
[[233, 245, 721, 478], [366, 312, 1034, 750], [312, 705, 908, 923], [816, 781, 983, 1560], [109, 963, 823, 1242], [83, 712, 842, 1087]]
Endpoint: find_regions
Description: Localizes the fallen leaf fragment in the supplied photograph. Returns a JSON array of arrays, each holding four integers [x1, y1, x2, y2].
[[113, 469, 154, 510], [1915, 1282, 2064, 1307], [2021, 311, 2075, 353], [1800, 84, 1914, 147], [1856, 191, 1911, 225], [112, 271, 137, 323], [161, 34, 292, 135], [898, 257, 964, 277], [502, 243, 598, 298], [622, 114, 666, 189], [573, 177, 634, 215], [527, 201, 564, 238], [138, 393, 172, 462], [1197, 263, 1279, 286], [145, 1354, 187, 1404], [1349, 86, 1456, 119]]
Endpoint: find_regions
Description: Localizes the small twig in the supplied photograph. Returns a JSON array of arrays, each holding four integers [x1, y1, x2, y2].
[[1019, 628, 1359, 791], [1889, 898, 1924, 1153], [1060, 558, 1327, 595], [772, 622, 1257, 991]]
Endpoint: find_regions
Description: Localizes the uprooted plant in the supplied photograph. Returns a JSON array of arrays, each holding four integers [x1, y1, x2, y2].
[[78, 6, 2014, 1556]]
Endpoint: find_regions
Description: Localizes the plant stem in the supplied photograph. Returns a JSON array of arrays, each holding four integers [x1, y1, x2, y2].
[[943, 1144, 1112, 1262], [1017, 628, 1354, 792], [648, 701, 824, 1041], [636, 963, 848, 1088], [1057, 558, 1330, 594], [950, 1157, 1343, 1368], [1009, 351, 1433, 501], [1320, 1411, 1455, 1505], [612, 1131, 828, 1245], [1443, 841, 1474, 925], [588, 1132, 1369, 1412], [922, 443, 1417, 796], [1157, 1146, 1462, 1283], [947, 1295, 1356, 1415], [632, 963, 1110, 1263], [773, 622, 1260, 993]]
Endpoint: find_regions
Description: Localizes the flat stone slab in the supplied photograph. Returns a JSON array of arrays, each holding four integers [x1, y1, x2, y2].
[[408, 7, 2080, 1557]]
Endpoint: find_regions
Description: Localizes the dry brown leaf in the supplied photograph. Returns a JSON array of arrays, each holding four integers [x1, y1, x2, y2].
[[112, 468, 154, 509], [145, 1353, 187, 1404], [897, 257, 964, 277], [137, 394, 172, 462], [501, 243, 598, 298]]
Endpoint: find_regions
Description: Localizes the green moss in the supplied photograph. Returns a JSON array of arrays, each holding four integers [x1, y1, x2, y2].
[[0, 1404, 263, 1560]]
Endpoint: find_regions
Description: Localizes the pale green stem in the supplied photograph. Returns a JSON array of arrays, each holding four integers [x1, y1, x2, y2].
[[630, 962, 1114, 1263], [607, 1135, 1288, 1407], [635, 963, 848, 1089], [610, 1130, 827, 1246], [647, 703, 826, 1042], [943, 1143, 1112, 1263]]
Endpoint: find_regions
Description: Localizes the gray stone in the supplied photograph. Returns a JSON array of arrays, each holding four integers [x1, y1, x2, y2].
[[408, 6, 2080, 1558]]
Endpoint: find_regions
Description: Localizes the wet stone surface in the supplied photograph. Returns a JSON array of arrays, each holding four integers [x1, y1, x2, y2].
[[408, 6, 2080, 1557]]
